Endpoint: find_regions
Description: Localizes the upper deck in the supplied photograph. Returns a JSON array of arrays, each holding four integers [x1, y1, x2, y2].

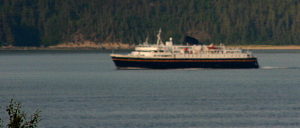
[[111, 29, 256, 59]]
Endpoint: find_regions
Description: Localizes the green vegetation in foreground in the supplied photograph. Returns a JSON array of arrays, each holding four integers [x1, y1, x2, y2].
[[0, 99, 40, 128], [1, 0, 300, 47]]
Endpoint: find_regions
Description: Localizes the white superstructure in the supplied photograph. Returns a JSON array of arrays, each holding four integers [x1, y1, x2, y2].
[[111, 30, 255, 59]]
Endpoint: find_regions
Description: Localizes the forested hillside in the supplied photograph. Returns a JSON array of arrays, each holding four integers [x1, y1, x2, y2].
[[1, 0, 300, 47]]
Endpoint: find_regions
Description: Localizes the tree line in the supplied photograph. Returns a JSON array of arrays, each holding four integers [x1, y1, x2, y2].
[[1, 0, 300, 47]]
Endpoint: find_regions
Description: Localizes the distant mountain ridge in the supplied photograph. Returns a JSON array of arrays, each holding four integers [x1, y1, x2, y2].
[[1, 0, 300, 47]]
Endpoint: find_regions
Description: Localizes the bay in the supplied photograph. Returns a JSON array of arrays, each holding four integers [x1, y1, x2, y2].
[[0, 50, 300, 128]]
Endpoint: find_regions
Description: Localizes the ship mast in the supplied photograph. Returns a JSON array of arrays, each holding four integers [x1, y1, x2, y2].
[[156, 29, 163, 46], [143, 36, 149, 45]]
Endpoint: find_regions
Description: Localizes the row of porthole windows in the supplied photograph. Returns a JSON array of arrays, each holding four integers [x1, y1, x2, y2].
[[182, 54, 246, 57]]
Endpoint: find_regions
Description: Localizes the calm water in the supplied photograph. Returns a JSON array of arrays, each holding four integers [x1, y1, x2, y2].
[[1, 50, 300, 128]]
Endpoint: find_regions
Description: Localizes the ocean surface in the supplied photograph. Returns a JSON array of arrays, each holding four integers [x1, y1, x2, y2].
[[1, 50, 300, 128]]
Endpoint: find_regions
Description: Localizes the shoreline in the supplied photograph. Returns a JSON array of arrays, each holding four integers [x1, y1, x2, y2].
[[227, 45, 300, 50], [1, 45, 300, 50], [0, 42, 135, 51]]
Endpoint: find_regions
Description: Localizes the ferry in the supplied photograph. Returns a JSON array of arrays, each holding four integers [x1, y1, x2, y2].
[[111, 30, 259, 69]]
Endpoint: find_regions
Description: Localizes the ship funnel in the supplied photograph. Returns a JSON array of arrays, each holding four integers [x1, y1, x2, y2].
[[184, 36, 202, 45]]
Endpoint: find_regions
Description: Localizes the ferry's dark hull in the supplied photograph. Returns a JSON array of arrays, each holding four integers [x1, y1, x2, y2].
[[112, 57, 259, 69]]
